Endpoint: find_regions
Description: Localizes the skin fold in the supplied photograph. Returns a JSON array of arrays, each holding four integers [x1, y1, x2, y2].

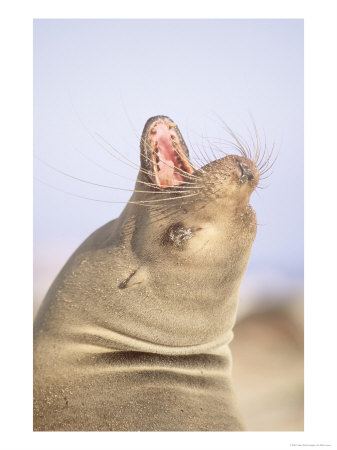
[[34, 116, 260, 431]]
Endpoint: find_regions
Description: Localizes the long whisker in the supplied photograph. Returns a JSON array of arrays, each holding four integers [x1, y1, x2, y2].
[[35, 178, 200, 208], [141, 147, 198, 184], [137, 124, 199, 178], [70, 99, 147, 175], [73, 146, 137, 183], [120, 116, 199, 182], [35, 157, 199, 194], [96, 131, 199, 186], [200, 133, 217, 162], [35, 178, 130, 205], [139, 139, 199, 181], [183, 123, 209, 169]]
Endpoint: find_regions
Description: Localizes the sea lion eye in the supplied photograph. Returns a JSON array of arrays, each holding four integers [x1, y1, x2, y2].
[[161, 222, 195, 248]]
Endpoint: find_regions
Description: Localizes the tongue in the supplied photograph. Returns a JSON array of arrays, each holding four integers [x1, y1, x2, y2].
[[155, 123, 185, 187]]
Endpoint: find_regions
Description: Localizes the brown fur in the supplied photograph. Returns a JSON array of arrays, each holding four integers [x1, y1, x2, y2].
[[34, 116, 260, 431]]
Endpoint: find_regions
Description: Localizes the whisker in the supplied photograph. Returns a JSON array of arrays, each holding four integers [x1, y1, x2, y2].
[[36, 156, 198, 194], [94, 132, 154, 178], [203, 134, 219, 162], [132, 191, 200, 203], [136, 122, 199, 178], [139, 138, 199, 181], [184, 125, 209, 168], [94, 129, 195, 187], [82, 129, 198, 187], [35, 178, 129, 205], [73, 146, 136, 183], [35, 177, 200, 208]]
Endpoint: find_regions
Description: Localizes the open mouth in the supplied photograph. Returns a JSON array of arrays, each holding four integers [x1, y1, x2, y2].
[[146, 118, 194, 188]]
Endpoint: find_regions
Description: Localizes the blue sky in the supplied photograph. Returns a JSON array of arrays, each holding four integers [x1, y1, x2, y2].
[[34, 19, 303, 303]]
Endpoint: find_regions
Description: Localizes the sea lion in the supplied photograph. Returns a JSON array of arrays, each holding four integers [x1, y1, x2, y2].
[[34, 115, 263, 431]]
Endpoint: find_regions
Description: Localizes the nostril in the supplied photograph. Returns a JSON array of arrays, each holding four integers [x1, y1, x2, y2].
[[246, 171, 254, 181], [238, 161, 254, 183], [239, 161, 248, 171]]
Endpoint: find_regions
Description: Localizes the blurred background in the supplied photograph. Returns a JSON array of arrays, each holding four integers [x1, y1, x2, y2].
[[33, 19, 303, 431]]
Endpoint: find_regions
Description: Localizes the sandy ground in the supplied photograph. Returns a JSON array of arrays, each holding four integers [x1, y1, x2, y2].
[[231, 297, 304, 431]]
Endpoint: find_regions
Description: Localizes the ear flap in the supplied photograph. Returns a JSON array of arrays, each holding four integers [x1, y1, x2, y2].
[[118, 267, 147, 289]]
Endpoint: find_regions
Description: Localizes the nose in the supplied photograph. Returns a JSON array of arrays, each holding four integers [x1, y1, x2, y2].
[[236, 160, 254, 183]]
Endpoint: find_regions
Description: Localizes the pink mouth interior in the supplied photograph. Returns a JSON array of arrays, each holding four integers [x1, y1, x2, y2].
[[148, 120, 194, 187]]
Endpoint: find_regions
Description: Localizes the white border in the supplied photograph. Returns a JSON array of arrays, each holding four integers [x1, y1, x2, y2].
[[1, 1, 336, 449]]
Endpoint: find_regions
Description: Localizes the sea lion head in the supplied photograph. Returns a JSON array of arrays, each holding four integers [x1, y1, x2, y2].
[[117, 116, 267, 347]]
